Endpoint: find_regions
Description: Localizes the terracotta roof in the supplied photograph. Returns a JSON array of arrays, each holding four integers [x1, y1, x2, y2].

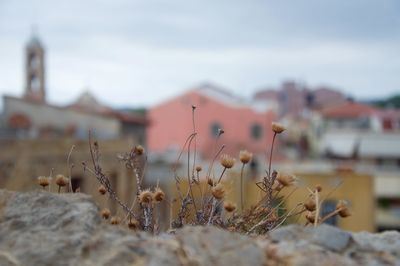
[[321, 102, 380, 118]]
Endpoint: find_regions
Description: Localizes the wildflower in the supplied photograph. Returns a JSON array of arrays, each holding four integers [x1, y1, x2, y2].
[[207, 178, 215, 187], [220, 154, 235, 169], [101, 208, 111, 219], [306, 211, 316, 223], [224, 201, 236, 212], [195, 165, 202, 172], [128, 218, 139, 230], [139, 189, 153, 204], [55, 175, 68, 193], [315, 184, 323, 192], [336, 200, 351, 218], [153, 188, 165, 203], [211, 183, 225, 199], [276, 172, 295, 187], [37, 176, 50, 188], [134, 145, 144, 155], [304, 198, 316, 211], [239, 150, 253, 164], [271, 122, 285, 134], [98, 185, 107, 195], [110, 216, 121, 225]]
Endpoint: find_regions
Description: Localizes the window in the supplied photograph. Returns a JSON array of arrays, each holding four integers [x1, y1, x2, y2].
[[71, 175, 83, 193], [250, 123, 263, 140], [210, 122, 222, 138], [321, 200, 338, 226]]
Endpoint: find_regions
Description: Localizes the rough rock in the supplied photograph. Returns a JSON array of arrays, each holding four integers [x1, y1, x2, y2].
[[0, 189, 399, 266]]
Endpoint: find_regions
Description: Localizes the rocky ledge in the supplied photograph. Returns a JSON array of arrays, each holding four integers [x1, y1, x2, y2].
[[0, 189, 398, 266]]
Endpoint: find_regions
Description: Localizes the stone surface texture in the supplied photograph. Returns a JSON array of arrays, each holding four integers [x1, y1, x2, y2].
[[0, 189, 399, 266]]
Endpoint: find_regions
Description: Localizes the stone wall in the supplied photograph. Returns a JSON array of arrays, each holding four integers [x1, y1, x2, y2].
[[0, 189, 398, 266]]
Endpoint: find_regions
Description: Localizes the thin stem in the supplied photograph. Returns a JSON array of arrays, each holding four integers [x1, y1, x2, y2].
[[240, 163, 245, 212], [187, 133, 197, 213], [268, 132, 277, 178], [314, 189, 320, 227], [320, 209, 341, 224], [66, 145, 75, 193], [191, 106, 197, 180], [217, 167, 227, 184]]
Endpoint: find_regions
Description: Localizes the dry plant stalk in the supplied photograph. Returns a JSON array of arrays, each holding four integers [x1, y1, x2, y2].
[[33, 108, 350, 234]]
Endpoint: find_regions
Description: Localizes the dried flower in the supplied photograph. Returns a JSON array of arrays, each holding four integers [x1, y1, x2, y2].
[[139, 189, 153, 204], [239, 150, 253, 164], [336, 200, 351, 218], [271, 122, 285, 134], [128, 218, 139, 230], [101, 208, 111, 219], [195, 165, 202, 172], [98, 185, 106, 195], [220, 154, 235, 169], [305, 211, 316, 223], [273, 180, 283, 191], [276, 172, 295, 187], [315, 184, 323, 192], [37, 176, 50, 188], [134, 145, 144, 155], [224, 201, 236, 212], [153, 188, 165, 203], [110, 216, 121, 225], [55, 174, 68, 187], [304, 198, 316, 211], [211, 184, 225, 199], [207, 178, 215, 187]]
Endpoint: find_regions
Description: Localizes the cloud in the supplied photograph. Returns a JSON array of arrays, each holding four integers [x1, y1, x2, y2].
[[0, 0, 399, 107]]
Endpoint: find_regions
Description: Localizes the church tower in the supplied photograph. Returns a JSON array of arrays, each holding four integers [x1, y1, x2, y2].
[[25, 33, 46, 102]]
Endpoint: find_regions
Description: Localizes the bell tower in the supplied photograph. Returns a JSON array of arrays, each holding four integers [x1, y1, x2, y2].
[[25, 31, 46, 102]]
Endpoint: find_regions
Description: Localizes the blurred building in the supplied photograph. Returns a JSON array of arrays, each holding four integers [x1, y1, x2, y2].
[[1, 33, 148, 143], [317, 101, 400, 231], [253, 80, 348, 118], [0, 33, 149, 217], [148, 83, 276, 160]]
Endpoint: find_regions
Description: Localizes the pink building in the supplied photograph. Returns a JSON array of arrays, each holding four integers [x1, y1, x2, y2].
[[148, 84, 276, 159]]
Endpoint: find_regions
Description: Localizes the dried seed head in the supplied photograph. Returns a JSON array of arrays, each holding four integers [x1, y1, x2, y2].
[[101, 208, 111, 219], [211, 183, 225, 199], [37, 176, 50, 188], [267, 210, 278, 223], [271, 122, 286, 134], [195, 165, 202, 172], [239, 150, 253, 164], [220, 154, 235, 169], [98, 185, 107, 195], [128, 218, 139, 230], [207, 178, 215, 187], [315, 184, 323, 192], [304, 198, 316, 211], [134, 145, 144, 155], [55, 174, 68, 187], [306, 211, 317, 223], [336, 200, 351, 218], [273, 180, 282, 191], [153, 188, 165, 203], [276, 172, 295, 187], [139, 189, 153, 204], [110, 216, 121, 225], [224, 201, 236, 212]]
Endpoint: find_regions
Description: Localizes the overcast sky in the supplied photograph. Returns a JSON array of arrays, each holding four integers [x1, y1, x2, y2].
[[0, 0, 399, 108]]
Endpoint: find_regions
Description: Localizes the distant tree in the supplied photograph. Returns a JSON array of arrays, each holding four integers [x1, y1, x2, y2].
[[371, 94, 400, 109]]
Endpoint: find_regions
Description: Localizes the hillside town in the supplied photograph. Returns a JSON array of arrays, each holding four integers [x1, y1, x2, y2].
[[1, 34, 400, 232]]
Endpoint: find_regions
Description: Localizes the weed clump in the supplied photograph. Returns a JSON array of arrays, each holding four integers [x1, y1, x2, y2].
[[35, 106, 351, 235]]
